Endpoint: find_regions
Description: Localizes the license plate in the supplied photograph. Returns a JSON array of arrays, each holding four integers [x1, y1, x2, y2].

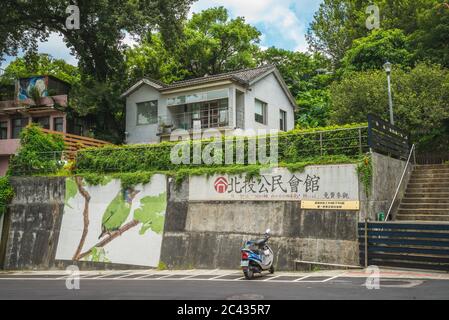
[[240, 260, 249, 267]]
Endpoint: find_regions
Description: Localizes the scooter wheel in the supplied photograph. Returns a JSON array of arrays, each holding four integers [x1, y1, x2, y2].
[[244, 269, 254, 280], [269, 266, 275, 274]]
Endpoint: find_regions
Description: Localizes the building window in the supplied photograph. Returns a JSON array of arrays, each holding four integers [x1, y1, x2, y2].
[[12, 117, 28, 139], [0, 121, 7, 140], [137, 101, 158, 125], [54, 117, 64, 132], [280, 110, 287, 131], [32, 116, 50, 130], [255, 99, 267, 125]]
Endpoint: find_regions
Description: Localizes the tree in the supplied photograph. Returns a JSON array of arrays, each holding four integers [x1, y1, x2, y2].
[[257, 47, 333, 128], [179, 7, 261, 78], [410, 1, 449, 68], [306, 0, 437, 66], [341, 29, 413, 72], [0, 0, 195, 143], [330, 63, 449, 152], [306, 0, 367, 66], [1, 53, 80, 84]]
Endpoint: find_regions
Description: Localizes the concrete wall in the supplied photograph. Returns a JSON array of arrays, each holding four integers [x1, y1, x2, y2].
[[360, 152, 411, 221], [1, 177, 65, 270], [160, 179, 359, 271]]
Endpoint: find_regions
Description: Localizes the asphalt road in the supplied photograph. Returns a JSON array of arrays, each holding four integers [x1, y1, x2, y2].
[[0, 274, 448, 300]]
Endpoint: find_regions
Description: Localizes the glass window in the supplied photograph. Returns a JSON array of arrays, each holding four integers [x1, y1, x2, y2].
[[167, 89, 229, 106], [32, 116, 50, 130], [12, 117, 28, 139], [0, 121, 7, 140], [255, 99, 267, 125], [54, 117, 64, 132], [280, 110, 287, 131], [137, 100, 158, 125], [207, 89, 228, 101]]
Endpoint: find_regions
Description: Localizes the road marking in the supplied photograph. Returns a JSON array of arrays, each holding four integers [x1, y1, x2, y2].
[[91, 271, 128, 279], [208, 273, 236, 280], [114, 271, 148, 279], [294, 275, 312, 282], [322, 274, 345, 283], [264, 275, 281, 281]]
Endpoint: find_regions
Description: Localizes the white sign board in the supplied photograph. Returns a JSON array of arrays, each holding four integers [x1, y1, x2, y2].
[[189, 165, 359, 202]]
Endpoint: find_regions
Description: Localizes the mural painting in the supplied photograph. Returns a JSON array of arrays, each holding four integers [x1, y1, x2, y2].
[[16, 76, 49, 102], [55, 175, 167, 267]]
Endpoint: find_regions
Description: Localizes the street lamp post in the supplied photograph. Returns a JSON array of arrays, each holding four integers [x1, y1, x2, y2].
[[384, 61, 394, 125]]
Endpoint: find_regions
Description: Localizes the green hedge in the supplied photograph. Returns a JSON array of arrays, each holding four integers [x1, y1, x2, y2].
[[75, 123, 368, 174]]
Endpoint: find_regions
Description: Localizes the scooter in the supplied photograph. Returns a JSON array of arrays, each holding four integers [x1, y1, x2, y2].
[[240, 229, 275, 280]]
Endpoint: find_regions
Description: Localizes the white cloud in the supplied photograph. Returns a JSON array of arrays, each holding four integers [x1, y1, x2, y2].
[[191, 0, 322, 52], [38, 32, 78, 66]]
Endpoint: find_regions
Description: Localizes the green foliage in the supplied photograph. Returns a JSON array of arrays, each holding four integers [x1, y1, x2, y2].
[[410, 1, 449, 68], [126, 6, 260, 83], [330, 63, 449, 152], [357, 155, 373, 197], [8, 124, 66, 176], [82, 175, 113, 187], [74, 124, 368, 174], [0, 177, 14, 218], [0, 53, 80, 85], [134, 193, 166, 235], [306, 0, 436, 66], [341, 29, 413, 72], [157, 261, 168, 271]]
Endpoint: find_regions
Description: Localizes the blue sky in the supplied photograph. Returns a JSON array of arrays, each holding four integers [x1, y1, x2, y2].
[[1, 0, 322, 68]]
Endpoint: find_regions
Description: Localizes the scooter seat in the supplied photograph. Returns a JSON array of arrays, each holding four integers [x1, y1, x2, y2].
[[255, 238, 267, 246]]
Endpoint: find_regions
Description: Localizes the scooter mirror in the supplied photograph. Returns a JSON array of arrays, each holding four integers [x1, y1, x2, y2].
[[265, 229, 271, 235]]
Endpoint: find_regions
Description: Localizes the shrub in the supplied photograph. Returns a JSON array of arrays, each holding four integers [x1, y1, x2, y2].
[[8, 124, 66, 176], [0, 177, 14, 217]]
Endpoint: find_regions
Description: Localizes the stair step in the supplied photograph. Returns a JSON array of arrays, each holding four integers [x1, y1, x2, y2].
[[408, 182, 449, 188], [396, 214, 449, 222], [405, 191, 449, 197], [411, 173, 449, 179], [398, 209, 449, 215], [415, 165, 449, 170], [406, 188, 449, 193], [400, 203, 449, 209], [402, 198, 449, 204]]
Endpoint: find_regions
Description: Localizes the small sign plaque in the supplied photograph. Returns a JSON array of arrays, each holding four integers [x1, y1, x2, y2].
[[301, 200, 360, 211]]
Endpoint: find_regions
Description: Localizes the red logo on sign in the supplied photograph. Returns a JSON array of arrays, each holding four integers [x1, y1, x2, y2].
[[214, 177, 228, 193]]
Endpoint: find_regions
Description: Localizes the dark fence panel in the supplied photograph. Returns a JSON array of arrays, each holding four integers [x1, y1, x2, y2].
[[367, 114, 410, 160], [358, 222, 449, 271], [415, 152, 449, 165]]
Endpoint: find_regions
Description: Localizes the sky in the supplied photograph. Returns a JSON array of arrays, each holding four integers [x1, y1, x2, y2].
[[0, 0, 322, 69]]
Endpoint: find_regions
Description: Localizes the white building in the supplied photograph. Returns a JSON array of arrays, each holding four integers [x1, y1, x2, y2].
[[121, 65, 297, 144]]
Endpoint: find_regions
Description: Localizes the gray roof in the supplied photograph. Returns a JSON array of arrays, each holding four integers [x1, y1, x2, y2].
[[121, 65, 297, 108], [162, 65, 276, 90]]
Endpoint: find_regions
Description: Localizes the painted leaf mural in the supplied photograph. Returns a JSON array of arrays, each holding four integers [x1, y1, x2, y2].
[[134, 192, 166, 235], [65, 177, 78, 208]]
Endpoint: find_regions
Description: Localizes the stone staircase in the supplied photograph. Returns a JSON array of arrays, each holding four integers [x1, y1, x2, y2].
[[397, 164, 449, 222]]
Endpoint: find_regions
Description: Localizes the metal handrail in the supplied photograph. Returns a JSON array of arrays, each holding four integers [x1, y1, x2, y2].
[[385, 144, 416, 221]]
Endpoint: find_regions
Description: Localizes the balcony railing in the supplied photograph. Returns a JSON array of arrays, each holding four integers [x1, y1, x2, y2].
[[159, 108, 230, 133]]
